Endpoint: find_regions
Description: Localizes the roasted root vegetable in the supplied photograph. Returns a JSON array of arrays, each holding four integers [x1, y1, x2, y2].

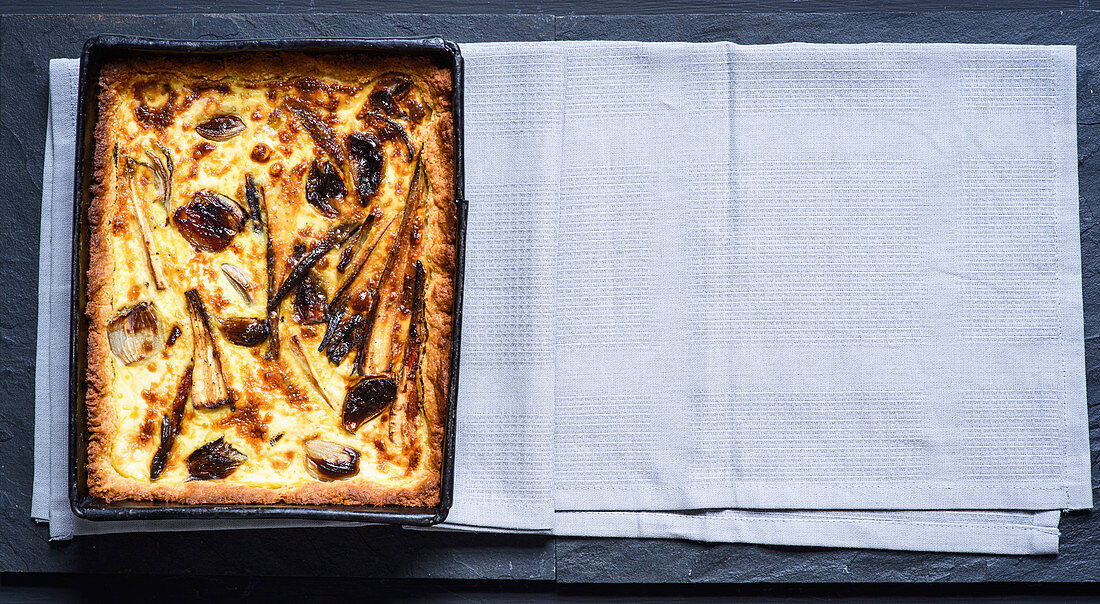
[[125, 157, 169, 290], [184, 289, 231, 409], [150, 365, 191, 480]]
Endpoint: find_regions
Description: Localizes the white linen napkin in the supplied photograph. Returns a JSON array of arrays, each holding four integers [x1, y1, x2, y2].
[[543, 42, 1089, 513], [34, 41, 1089, 555]]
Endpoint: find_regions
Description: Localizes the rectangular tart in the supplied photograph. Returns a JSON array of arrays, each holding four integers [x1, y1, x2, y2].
[[86, 52, 456, 506]]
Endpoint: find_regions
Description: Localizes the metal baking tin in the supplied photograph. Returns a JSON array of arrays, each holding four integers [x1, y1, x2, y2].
[[69, 35, 464, 525]]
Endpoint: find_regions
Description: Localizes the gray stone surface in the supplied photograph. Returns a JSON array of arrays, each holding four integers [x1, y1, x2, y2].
[[1, 10, 1096, 582]]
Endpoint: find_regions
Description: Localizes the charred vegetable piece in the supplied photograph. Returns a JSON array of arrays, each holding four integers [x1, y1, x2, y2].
[[196, 114, 246, 142], [288, 335, 333, 409], [336, 214, 374, 273], [360, 111, 414, 160], [244, 173, 263, 233], [150, 365, 191, 480], [321, 211, 400, 372], [221, 263, 256, 305], [342, 375, 397, 433], [328, 215, 395, 315], [150, 415, 173, 480], [347, 133, 384, 205], [369, 74, 413, 118], [220, 317, 271, 347], [174, 191, 246, 253], [170, 365, 191, 431], [401, 261, 427, 385], [318, 304, 346, 354], [125, 157, 169, 290], [352, 317, 370, 377], [184, 289, 231, 409], [107, 302, 160, 365], [284, 96, 345, 166], [166, 325, 182, 347], [304, 160, 346, 217], [303, 439, 360, 481], [266, 310, 280, 361], [269, 432, 284, 446], [187, 437, 246, 480], [291, 273, 328, 325], [268, 220, 361, 310], [325, 314, 364, 366]]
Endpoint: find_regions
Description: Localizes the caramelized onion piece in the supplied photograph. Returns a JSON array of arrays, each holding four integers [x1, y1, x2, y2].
[[107, 302, 160, 365], [220, 317, 271, 347], [341, 375, 396, 433], [196, 114, 246, 142], [291, 273, 328, 325], [304, 160, 346, 218], [303, 439, 360, 481], [288, 335, 333, 409], [220, 262, 256, 305], [347, 133, 384, 205], [184, 289, 230, 409], [174, 191, 246, 253], [360, 111, 414, 160], [143, 144, 173, 224], [187, 437, 246, 480]]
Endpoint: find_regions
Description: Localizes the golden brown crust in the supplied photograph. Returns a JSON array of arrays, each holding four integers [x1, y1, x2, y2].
[[86, 52, 455, 507]]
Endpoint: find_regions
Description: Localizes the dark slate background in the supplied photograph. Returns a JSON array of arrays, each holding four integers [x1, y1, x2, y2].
[[1, 7, 1098, 586]]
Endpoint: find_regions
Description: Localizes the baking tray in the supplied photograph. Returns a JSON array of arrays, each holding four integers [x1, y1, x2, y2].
[[69, 35, 465, 525]]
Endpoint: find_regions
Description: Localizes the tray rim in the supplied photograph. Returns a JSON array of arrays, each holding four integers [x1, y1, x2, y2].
[[67, 33, 465, 526]]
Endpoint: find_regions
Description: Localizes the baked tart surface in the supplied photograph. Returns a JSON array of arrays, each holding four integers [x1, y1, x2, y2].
[[85, 53, 455, 506]]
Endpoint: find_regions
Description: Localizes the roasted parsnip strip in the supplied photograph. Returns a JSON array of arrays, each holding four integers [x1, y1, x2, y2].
[[284, 96, 346, 167], [184, 289, 231, 409], [362, 154, 423, 370], [125, 157, 168, 290], [150, 365, 191, 480]]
